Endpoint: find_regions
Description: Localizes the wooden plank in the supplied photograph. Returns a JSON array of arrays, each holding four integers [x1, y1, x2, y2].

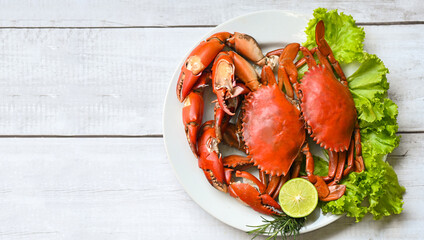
[[0, 27, 209, 135], [363, 25, 424, 132], [0, 133, 418, 239], [0, 0, 422, 27], [0, 25, 422, 135]]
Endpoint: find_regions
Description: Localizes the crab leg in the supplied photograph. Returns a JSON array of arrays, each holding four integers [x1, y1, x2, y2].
[[197, 120, 227, 193], [299, 46, 317, 67], [271, 173, 290, 199], [224, 168, 234, 185], [266, 47, 285, 57], [222, 155, 252, 169], [343, 138, 355, 177], [354, 122, 365, 172], [303, 143, 330, 199], [259, 171, 268, 186], [295, 47, 317, 68], [302, 143, 346, 201], [323, 150, 339, 182], [268, 47, 317, 67], [291, 155, 303, 179], [269, 46, 317, 69], [266, 175, 281, 197], [330, 151, 346, 185], [321, 185, 346, 202]]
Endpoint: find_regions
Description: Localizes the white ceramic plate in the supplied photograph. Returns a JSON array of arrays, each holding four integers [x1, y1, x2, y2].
[[163, 10, 342, 235]]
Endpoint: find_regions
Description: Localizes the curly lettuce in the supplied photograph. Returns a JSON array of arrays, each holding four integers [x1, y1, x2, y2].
[[303, 8, 365, 63], [304, 8, 404, 221]]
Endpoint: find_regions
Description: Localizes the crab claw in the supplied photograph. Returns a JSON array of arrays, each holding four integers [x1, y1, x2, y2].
[[214, 97, 238, 141], [192, 69, 212, 90], [222, 122, 245, 151], [229, 171, 282, 215], [182, 91, 204, 157], [177, 37, 226, 102], [182, 71, 211, 157], [315, 20, 347, 83], [315, 20, 331, 57], [212, 52, 236, 116], [278, 43, 300, 99], [198, 121, 227, 193], [227, 32, 267, 66], [229, 51, 260, 91], [214, 102, 226, 141]]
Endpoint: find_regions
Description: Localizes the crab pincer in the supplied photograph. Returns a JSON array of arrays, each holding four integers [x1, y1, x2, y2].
[[197, 120, 227, 193], [228, 171, 282, 215], [182, 71, 211, 157]]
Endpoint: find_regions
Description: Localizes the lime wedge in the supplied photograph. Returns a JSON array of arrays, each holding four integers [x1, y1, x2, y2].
[[278, 178, 318, 218]]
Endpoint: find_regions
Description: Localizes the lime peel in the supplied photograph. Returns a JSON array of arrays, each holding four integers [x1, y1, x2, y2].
[[278, 178, 318, 218]]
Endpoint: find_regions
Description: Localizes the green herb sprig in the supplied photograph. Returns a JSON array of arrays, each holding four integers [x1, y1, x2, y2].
[[247, 215, 305, 240]]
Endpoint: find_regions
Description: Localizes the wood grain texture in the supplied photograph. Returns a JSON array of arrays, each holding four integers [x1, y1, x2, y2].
[[0, 0, 422, 27], [0, 25, 422, 135], [0, 133, 418, 239], [0, 1, 420, 240], [0, 27, 209, 135]]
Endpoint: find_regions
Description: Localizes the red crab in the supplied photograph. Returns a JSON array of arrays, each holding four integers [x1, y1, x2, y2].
[[276, 20, 365, 186], [241, 64, 345, 202]]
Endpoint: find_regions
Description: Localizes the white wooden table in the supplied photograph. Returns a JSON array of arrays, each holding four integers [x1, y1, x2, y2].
[[0, 1, 422, 239]]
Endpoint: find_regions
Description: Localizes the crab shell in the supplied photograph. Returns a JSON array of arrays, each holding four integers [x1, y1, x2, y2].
[[242, 84, 305, 176], [300, 65, 356, 152]]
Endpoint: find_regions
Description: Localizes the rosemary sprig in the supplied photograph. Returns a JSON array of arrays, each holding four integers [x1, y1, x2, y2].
[[247, 215, 305, 240]]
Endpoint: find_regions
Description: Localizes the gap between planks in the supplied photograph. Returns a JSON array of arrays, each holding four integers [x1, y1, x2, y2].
[[0, 131, 418, 138], [0, 135, 163, 138], [0, 21, 422, 29]]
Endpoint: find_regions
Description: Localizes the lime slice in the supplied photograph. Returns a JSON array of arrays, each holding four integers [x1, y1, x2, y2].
[[278, 178, 318, 218]]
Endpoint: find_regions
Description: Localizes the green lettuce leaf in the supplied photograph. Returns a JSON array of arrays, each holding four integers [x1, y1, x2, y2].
[[348, 54, 390, 123], [348, 53, 400, 157], [302, 9, 404, 221], [366, 156, 405, 220], [303, 8, 365, 63]]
